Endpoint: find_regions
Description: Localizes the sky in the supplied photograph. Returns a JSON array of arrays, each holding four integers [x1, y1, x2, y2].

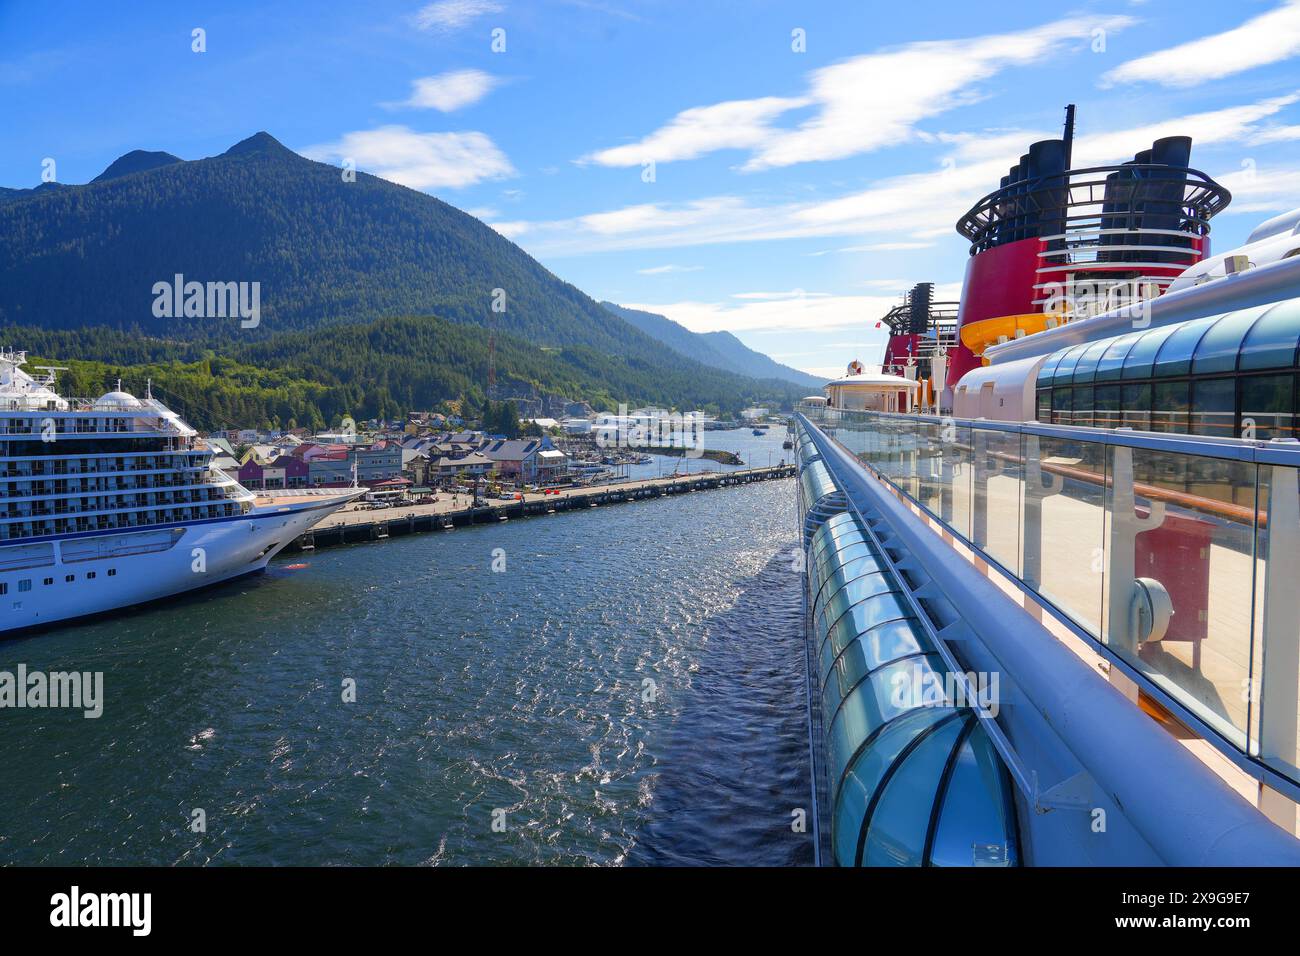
[[3, 0, 1300, 378]]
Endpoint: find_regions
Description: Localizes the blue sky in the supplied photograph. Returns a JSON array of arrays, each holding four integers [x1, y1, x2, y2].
[[4, 0, 1300, 377]]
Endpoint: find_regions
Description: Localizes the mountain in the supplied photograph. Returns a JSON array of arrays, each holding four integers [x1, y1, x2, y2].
[[0, 181, 68, 205], [602, 301, 825, 391], [0, 132, 807, 416], [7, 315, 803, 430], [0, 132, 716, 360], [90, 149, 183, 183]]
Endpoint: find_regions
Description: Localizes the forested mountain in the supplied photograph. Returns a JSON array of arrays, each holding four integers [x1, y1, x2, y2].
[[4, 317, 804, 431], [601, 301, 825, 390], [91, 149, 183, 183], [0, 132, 697, 361], [0, 131, 807, 420]]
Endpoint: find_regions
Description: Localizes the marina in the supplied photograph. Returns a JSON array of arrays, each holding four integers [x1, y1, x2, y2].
[[289, 465, 795, 550]]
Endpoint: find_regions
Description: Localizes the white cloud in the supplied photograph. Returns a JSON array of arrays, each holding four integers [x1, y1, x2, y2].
[[732, 290, 833, 300], [1250, 125, 1300, 145], [303, 125, 515, 190], [806, 241, 935, 256], [512, 93, 1300, 257], [636, 264, 703, 275], [579, 14, 1132, 171], [1213, 162, 1300, 214], [414, 0, 503, 31], [396, 69, 501, 111], [488, 220, 531, 238], [1070, 94, 1300, 165], [580, 97, 808, 167], [622, 294, 902, 335], [1102, 1, 1300, 88]]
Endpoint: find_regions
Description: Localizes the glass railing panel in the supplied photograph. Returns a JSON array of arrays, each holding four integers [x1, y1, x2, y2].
[[1253, 462, 1300, 778], [915, 421, 944, 515], [971, 426, 1022, 574], [947, 423, 973, 540], [1103, 444, 1257, 747], [1021, 433, 1107, 634]]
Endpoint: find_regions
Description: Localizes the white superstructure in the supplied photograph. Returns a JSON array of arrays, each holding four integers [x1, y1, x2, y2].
[[0, 349, 359, 633]]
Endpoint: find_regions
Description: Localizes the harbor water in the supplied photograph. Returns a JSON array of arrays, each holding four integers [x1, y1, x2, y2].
[[0, 477, 812, 866], [602, 424, 794, 481]]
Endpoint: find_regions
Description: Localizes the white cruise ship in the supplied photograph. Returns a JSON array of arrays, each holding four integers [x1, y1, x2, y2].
[[0, 349, 360, 634]]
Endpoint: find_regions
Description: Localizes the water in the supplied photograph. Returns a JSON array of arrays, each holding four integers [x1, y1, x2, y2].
[[0, 479, 813, 866], [603, 425, 794, 482]]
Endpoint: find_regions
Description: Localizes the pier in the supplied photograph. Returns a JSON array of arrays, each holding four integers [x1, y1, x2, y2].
[[285, 465, 795, 551]]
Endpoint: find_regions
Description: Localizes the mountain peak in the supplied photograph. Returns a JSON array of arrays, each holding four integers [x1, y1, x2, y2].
[[91, 149, 183, 184], [222, 131, 293, 158]]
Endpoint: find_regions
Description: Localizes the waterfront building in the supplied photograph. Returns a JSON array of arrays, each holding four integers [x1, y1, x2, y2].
[[237, 454, 310, 491], [481, 437, 567, 482]]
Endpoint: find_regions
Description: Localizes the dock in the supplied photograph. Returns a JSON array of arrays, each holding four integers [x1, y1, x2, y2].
[[285, 464, 795, 551]]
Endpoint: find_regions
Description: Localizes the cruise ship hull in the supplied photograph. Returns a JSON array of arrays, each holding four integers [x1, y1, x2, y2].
[[1, 495, 355, 635]]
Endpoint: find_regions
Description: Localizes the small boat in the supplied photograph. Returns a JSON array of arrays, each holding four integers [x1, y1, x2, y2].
[[752, 428, 764, 436], [782, 439, 793, 449]]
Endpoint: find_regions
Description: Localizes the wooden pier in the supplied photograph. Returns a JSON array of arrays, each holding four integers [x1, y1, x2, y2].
[[286, 464, 795, 552]]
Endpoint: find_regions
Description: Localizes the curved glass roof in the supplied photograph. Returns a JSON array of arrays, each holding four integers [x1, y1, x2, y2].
[[800, 457, 845, 546], [1037, 297, 1300, 390], [799, 458, 838, 505], [1151, 316, 1216, 378], [806, 513, 1020, 867], [1239, 299, 1300, 372], [1071, 338, 1113, 385]]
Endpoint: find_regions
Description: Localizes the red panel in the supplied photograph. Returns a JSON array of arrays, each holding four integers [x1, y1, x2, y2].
[[947, 237, 1042, 389], [1136, 510, 1211, 647]]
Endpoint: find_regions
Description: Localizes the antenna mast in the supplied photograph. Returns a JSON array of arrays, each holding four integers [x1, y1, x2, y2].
[[1062, 103, 1076, 168]]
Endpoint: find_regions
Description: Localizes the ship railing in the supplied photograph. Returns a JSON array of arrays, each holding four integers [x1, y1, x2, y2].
[[798, 402, 1300, 807], [956, 163, 1230, 256]]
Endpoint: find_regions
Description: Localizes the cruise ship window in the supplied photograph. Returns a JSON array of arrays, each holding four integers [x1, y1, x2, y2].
[[1151, 380, 1190, 433], [1093, 384, 1121, 428], [1051, 387, 1072, 425], [0, 583, 6, 596], [1189, 378, 1235, 438], [1239, 373, 1297, 440], [18, 580, 31, 592], [1192, 305, 1271, 376], [108, 569, 116, 576], [43, 577, 53, 586], [65, 574, 75, 583], [1121, 383, 1151, 431], [87, 572, 96, 580]]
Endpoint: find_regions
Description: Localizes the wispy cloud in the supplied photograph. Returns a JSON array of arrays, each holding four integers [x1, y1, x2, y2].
[[303, 125, 515, 190], [580, 97, 809, 167], [1213, 162, 1300, 214], [807, 241, 935, 256], [731, 290, 833, 300], [636, 264, 703, 275], [621, 294, 905, 335], [580, 14, 1132, 171], [391, 69, 502, 111], [413, 0, 503, 31], [514, 94, 1300, 256], [1102, 1, 1300, 88]]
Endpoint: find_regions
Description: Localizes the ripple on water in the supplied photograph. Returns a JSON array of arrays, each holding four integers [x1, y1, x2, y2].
[[0, 479, 809, 865]]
